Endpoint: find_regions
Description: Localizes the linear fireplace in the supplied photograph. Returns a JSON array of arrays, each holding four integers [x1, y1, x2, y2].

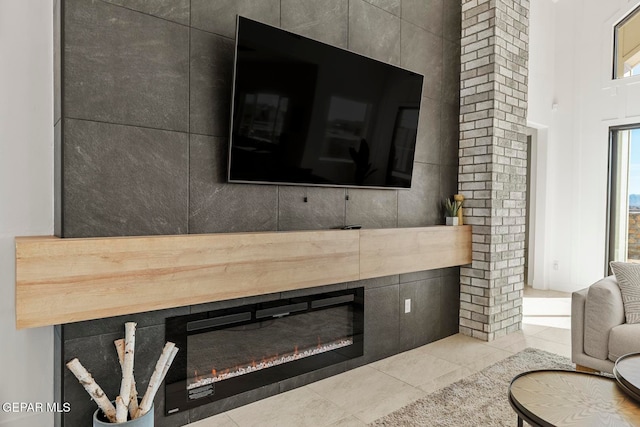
[[164, 288, 364, 414]]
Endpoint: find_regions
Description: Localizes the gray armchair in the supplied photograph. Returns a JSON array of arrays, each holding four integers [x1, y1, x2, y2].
[[571, 275, 640, 374]]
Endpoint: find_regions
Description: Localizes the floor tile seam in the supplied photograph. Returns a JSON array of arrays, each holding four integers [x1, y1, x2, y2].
[[222, 411, 243, 427], [352, 412, 371, 425], [485, 340, 520, 353], [529, 330, 572, 345], [360, 362, 428, 392], [307, 368, 427, 423], [330, 415, 366, 427], [302, 385, 354, 425], [367, 362, 460, 390], [226, 414, 241, 427], [226, 390, 343, 427], [369, 343, 460, 372], [414, 366, 472, 392]]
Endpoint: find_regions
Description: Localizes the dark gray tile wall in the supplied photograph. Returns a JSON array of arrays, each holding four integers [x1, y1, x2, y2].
[[56, 0, 461, 425], [103, 0, 191, 25], [348, 0, 401, 65], [63, 0, 189, 132], [59, 0, 459, 238], [281, 0, 349, 48], [62, 119, 189, 237]]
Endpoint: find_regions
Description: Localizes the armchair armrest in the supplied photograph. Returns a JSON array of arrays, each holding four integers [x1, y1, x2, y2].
[[583, 276, 625, 360], [571, 287, 587, 363]]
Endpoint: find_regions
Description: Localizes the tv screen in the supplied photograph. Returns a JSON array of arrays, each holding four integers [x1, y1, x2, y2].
[[228, 16, 424, 189]]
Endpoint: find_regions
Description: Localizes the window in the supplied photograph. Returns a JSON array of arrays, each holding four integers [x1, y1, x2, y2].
[[614, 5, 640, 79], [607, 125, 640, 272]]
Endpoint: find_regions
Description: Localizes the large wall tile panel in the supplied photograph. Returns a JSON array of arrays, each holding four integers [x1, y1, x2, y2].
[[401, 20, 443, 100], [442, 39, 462, 106], [401, 0, 443, 37], [278, 186, 346, 231], [441, 273, 462, 338], [345, 188, 398, 228], [348, 0, 401, 65], [441, 103, 461, 166], [347, 274, 400, 290], [103, 0, 190, 25], [64, 0, 189, 131], [440, 165, 460, 202], [189, 134, 278, 233], [190, 0, 280, 38], [362, 0, 401, 16], [397, 162, 441, 227], [281, 0, 349, 48], [190, 29, 235, 137], [63, 119, 189, 237], [399, 277, 441, 351], [399, 268, 443, 283], [361, 285, 400, 363], [414, 96, 442, 165], [443, 0, 463, 43]]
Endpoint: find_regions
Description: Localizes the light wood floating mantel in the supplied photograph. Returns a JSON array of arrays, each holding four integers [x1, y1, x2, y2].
[[15, 226, 471, 329]]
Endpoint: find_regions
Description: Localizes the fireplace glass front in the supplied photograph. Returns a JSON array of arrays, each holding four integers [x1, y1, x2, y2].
[[165, 288, 364, 414]]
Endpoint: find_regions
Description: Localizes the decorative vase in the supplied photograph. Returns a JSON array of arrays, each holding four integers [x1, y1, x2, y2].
[[93, 403, 153, 427], [446, 217, 459, 226]]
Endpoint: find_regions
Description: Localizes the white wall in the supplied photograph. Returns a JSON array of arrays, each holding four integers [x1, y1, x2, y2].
[[528, 0, 640, 292], [0, 1, 54, 426]]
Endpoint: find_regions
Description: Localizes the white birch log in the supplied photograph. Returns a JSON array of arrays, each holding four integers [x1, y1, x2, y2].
[[135, 342, 177, 419], [117, 322, 136, 422], [115, 396, 127, 423], [114, 339, 139, 418], [66, 358, 117, 423], [160, 347, 179, 385]]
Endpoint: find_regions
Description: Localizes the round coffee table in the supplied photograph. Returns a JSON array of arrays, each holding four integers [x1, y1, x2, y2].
[[508, 370, 640, 427], [615, 353, 640, 402]]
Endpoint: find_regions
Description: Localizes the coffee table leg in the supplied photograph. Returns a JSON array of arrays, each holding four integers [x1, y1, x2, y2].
[[517, 416, 523, 427]]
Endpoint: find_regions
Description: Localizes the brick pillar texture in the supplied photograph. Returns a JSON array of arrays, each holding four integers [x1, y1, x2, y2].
[[458, 0, 529, 341]]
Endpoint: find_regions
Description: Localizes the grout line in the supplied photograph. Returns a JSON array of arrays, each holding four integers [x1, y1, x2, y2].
[[187, 0, 192, 235], [346, 0, 350, 49], [64, 116, 188, 134], [95, 0, 190, 28]]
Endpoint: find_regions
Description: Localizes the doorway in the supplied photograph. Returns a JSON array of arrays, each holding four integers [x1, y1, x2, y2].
[[606, 124, 640, 272]]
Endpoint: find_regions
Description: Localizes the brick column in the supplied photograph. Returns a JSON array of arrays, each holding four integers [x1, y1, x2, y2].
[[458, 0, 529, 341]]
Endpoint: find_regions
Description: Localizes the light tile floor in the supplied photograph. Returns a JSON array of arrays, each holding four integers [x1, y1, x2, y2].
[[190, 287, 572, 427]]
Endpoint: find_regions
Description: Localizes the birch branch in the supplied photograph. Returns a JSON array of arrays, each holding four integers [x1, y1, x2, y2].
[[116, 322, 136, 422], [66, 358, 117, 423], [135, 342, 177, 419], [115, 396, 127, 424], [160, 347, 179, 384], [115, 339, 139, 418]]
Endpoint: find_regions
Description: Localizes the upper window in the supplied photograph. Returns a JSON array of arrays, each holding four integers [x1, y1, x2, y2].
[[614, 5, 640, 79]]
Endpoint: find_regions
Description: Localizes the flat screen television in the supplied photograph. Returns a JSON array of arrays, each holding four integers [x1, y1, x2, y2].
[[228, 16, 424, 189]]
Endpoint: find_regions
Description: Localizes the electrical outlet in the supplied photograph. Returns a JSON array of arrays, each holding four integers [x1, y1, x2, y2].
[[553, 260, 559, 270], [404, 298, 411, 314]]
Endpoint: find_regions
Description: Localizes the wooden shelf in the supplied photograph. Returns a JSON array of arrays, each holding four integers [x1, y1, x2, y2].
[[15, 226, 471, 329], [360, 226, 473, 279]]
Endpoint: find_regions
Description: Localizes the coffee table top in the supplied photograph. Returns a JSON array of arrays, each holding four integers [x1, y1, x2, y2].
[[615, 353, 640, 402], [509, 370, 640, 427]]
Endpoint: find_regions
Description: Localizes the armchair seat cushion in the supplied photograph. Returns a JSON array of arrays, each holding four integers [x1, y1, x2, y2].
[[609, 323, 640, 362]]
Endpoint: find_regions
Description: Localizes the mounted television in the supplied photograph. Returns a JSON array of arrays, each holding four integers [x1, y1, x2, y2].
[[228, 16, 424, 189]]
